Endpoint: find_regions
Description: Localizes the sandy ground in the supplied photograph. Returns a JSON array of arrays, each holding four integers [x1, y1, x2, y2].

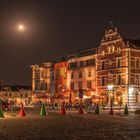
[[0, 108, 140, 140]]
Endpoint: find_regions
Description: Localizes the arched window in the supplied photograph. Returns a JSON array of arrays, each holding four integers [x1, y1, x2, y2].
[[111, 45, 115, 52], [117, 48, 121, 54], [108, 46, 111, 53]]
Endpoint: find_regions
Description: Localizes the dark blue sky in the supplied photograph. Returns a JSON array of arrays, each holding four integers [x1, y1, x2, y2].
[[0, 0, 140, 85]]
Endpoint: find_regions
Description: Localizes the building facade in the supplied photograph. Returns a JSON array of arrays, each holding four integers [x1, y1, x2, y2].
[[31, 62, 55, 103], [31, 26, 140, 109], [0, 85, 32, 106], [96, 27, 140, 109], [53, 60, 69, 104], [67, 48, 97, 103]]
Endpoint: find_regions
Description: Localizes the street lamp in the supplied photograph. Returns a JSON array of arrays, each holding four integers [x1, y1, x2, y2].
[[108, 84, 114, 115], [102, 95, 104, 107]]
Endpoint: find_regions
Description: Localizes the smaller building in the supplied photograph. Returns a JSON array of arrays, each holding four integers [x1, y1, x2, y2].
[[31, 61, 55, 104], [68, 48, 97, 104], [0, 85, 32, 106], [53, 58, 69, 104]]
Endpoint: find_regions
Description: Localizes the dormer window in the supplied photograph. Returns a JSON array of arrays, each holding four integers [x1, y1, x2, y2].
[[111, 45, 115, 52], [108, 46, 111, 53], [108, 45, 115, 53]]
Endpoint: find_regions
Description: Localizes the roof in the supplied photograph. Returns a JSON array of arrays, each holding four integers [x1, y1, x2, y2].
[[0, 85, 31, 92], [124, 39, 140, 48]]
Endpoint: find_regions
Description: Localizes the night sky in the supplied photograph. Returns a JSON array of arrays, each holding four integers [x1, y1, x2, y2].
[[0, 0, 140, 86]]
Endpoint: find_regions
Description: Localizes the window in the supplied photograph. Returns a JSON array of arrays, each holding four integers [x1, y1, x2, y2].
[[108, 45, 115, 53], [101, 61, 105, 70], [136, 59, 140, 68], [101, 76, 105, 86], [78, 81, 82, 89], [136, 93, 139, 103], [88, 71, 91, 77], [102, 51, 105, 56], [87, 81, 92, 89], [108, 46, 111, 53], [70, 83, 74, 90], [135, 75, 139, 85], [112, 45, 115, 52], [117, 48, 121, 54], [69, 62, 77, 69], [117, 75, 121, 85], [87, 59, 95, 66], [71, 73, 74, 79], [80, 61, 83, 67], [41, 71, 44, 78], [79, 71, 82, 78], [117, 58, 121, 68]]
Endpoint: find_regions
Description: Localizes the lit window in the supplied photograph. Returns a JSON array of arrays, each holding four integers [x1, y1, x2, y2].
[[111, 45, 115, 52], [108, 46, 111, 53], [117, 48, 121, 54], [102, 51, 105, 56]]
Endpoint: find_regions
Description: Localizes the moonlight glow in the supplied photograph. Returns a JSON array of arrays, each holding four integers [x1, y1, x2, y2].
[[17, 24, 25, 32], [19, 25, 23, 30]]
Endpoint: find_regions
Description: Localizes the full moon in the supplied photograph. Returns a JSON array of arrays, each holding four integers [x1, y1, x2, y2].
[[19, 25, 23, 30], [17, 24, 25, 32]]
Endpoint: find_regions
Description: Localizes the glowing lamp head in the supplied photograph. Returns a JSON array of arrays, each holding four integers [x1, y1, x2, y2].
[[108, 85, 113, 90]]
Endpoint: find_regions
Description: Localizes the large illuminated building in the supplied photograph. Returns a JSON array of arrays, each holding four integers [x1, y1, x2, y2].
[[96, 26, 140, 109], [31, 62, 55, 103], [31, 26, 140, 109], [67, 48, 97, 103], [52, 59, 69, 104]]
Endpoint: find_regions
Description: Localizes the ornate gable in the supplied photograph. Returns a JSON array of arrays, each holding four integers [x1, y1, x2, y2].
[[101, 27, 122, 44], [98, 26, 125, 54]]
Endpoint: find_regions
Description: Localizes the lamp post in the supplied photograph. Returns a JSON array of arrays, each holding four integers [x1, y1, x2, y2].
[[108, 85, 114, 115], [102, 95, 104, 107]]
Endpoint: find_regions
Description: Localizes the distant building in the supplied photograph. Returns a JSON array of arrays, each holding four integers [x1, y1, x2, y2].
[[0, 85, 32, 105], [31, 62, 55, 103]]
